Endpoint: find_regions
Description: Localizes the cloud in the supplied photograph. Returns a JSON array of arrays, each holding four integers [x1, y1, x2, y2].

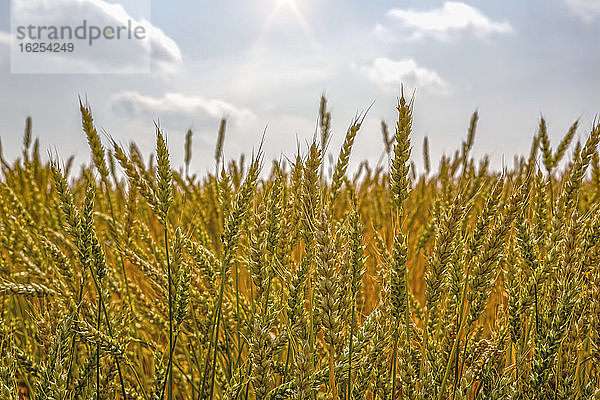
[[0, 31, 10, 46], [11, 0, 182, 73], [565, 0, 600, 21], [381, 2, 513, 42], [145, 23, 182, 74], [357, 57, 450, 95], [111, 91, 256, 124], [0, 32, 10, 62]]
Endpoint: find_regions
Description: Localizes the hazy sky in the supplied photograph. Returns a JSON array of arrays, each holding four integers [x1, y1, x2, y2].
[[1, 0, 599, 174]]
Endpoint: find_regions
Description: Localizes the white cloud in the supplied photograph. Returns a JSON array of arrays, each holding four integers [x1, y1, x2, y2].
[[11, 0, 182, 73], [357, 57, 450, 95], [111, 91, 256, 124], [565, 0, 600, 21], [0, 31, 10, 46], [383, 2, 513, 42], [0, 32, 10, 62]]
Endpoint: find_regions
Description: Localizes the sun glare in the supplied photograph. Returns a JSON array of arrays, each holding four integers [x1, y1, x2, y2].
[[254, 0, 316, 49]]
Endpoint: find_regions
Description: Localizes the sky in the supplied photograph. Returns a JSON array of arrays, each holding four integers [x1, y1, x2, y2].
[[1, 0, 600, 175]]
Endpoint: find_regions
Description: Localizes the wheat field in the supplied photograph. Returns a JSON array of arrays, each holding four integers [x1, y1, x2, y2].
[[1, 94, 600, 400]]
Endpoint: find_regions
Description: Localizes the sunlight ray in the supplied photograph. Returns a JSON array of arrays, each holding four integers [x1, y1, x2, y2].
[[254, 0, 318, 49]]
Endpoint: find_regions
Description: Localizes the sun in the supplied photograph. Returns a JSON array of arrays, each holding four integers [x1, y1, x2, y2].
[[277, 0, 302, 14], [256, 0, 316, 46]]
